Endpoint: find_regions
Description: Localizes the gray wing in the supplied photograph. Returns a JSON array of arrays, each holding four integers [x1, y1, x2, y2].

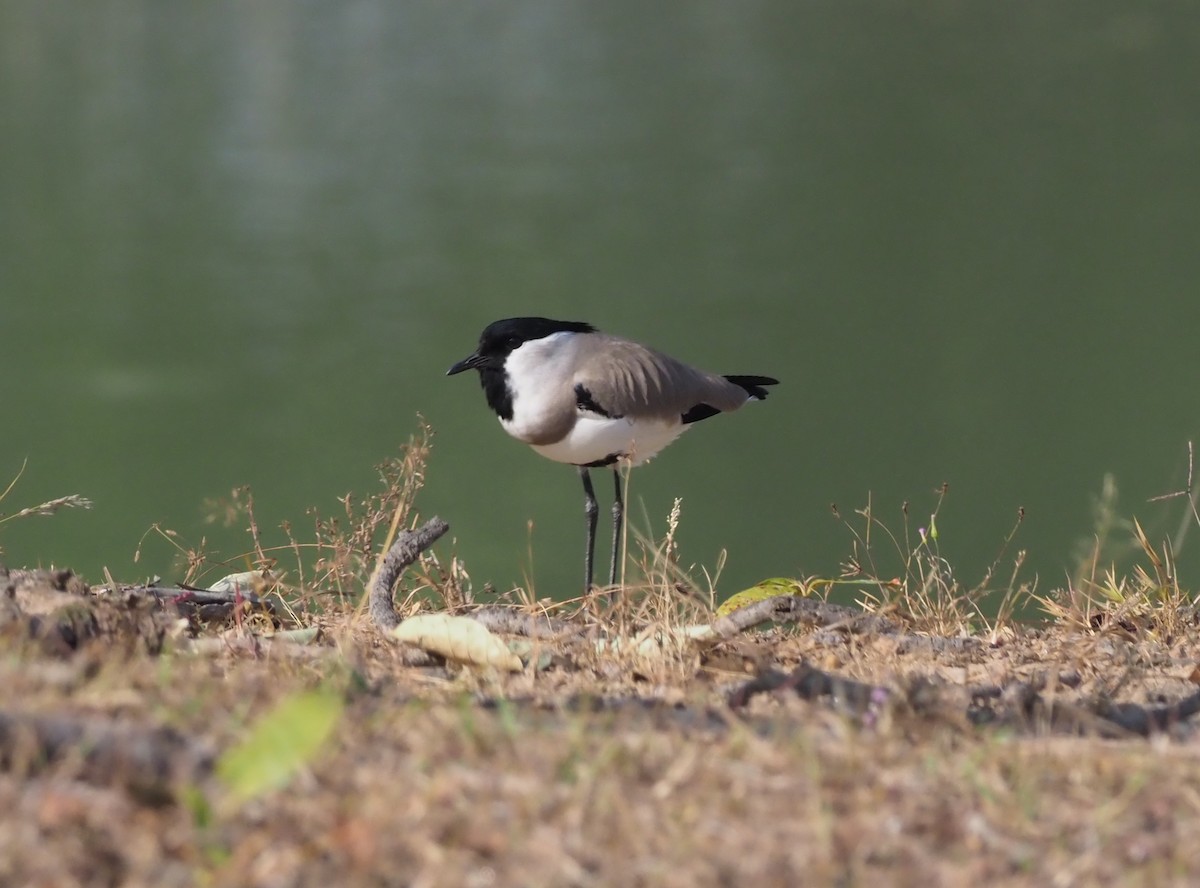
[[571, 337, 750, 420]]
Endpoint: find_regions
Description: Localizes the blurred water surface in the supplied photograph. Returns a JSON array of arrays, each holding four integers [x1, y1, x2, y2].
[[2, 2, 1199, 601]]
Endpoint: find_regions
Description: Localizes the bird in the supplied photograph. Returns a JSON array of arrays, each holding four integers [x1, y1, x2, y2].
[[447, 316, 778, 595]]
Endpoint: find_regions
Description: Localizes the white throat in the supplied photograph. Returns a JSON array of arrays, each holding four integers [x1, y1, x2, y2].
[[505, 331, 578, 388], [500, 332, 581, 443]]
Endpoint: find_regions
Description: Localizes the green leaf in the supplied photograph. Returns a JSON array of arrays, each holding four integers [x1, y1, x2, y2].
[[216, 686, 343, 805], [716, 578, 803, 617]]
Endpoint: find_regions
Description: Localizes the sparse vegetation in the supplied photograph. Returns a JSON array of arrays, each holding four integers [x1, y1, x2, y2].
[[2, 428, 1200, 886]]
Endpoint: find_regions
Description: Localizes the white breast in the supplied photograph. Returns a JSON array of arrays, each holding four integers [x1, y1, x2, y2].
[[528, 414, 687, 467]]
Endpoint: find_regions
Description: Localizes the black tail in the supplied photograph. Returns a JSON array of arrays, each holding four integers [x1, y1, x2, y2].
[[680, 375, 779, 424], [725, 375, 779, 401]]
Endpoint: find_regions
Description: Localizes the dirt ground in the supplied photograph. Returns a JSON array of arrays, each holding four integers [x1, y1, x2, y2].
[[3, 547, 1200, 888]]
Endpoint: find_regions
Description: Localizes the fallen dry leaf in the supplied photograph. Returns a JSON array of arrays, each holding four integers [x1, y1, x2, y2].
[[392, 614, 523, 672]]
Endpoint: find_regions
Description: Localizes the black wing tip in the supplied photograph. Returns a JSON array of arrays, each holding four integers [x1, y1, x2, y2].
[[681, 404, 721, 424], [681, 376, 778, 424], [725, 375, 779, 400]]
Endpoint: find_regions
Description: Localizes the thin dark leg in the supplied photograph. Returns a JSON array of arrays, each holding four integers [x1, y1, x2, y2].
[[609, 466, 623, 588], [579, 467, 599, 593]]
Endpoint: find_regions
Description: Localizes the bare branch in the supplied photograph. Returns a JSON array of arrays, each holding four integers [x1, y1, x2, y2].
[[369, 517, 450, 631]]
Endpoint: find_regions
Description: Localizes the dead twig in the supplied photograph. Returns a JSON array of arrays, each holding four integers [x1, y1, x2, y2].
[[466, 604, 575, 639], [711, 595, 900, 639], [1091, 691, 1200, 737], [730, 660, 1200, 740], [710, 597, 902, 638], [711, 595, 980, 657], [114, 585, 276, 624], [369, 516, 450, 631], [726, 663, 888, 719]]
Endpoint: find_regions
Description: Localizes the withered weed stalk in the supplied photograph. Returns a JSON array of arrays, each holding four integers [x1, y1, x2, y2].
[[605, 495, 723, 633], [1068, 473, 1135, 595], [1041, 517, 1192, 637], [830, 483, 1033, 637], [135, 420, 439, 617], [126, 425, 1200, 648], [488, 471, 727, 648], [1039, 457, 1200, 635], [530, 493, 723, 681], [0, 458, 93, 540]]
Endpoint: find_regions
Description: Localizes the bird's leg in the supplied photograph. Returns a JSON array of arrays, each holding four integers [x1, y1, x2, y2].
[[609, 466, 624, 588], [579, 467, 599, 594]]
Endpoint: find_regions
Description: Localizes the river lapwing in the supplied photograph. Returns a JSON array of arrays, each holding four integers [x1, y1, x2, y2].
[[448, 316, 778, 594]]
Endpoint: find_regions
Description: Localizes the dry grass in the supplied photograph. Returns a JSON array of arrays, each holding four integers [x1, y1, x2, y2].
[[3, 435, 1200, 886]]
